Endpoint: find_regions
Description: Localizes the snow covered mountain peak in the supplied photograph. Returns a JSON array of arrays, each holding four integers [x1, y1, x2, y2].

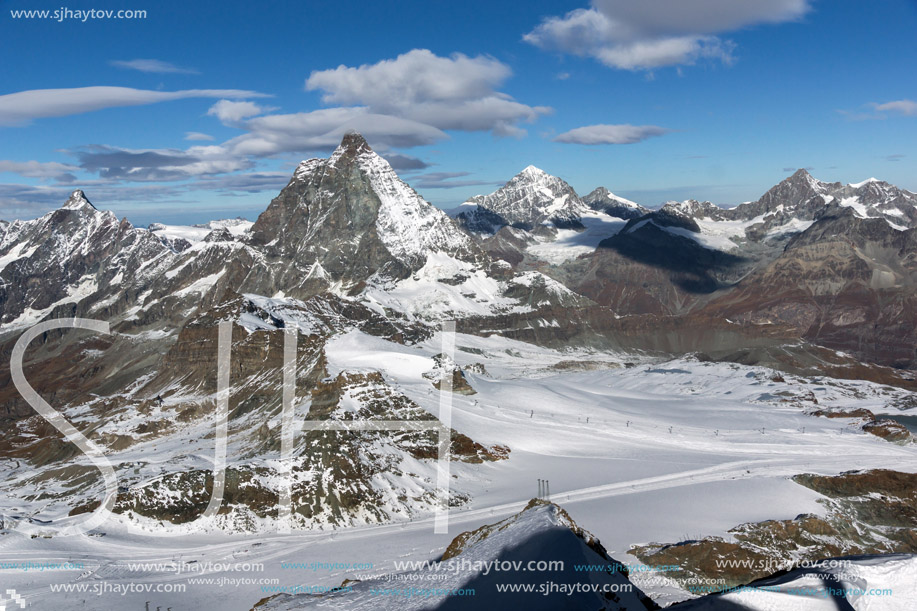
[[61, 189, 97, 211], [509, 164, 564, 187], [53, 189, 119, 227], [519, 164, 549, 178], [849, 177, 881, 189], [586, 186, 636, 205], [455, 165, 587, 234], [339, 129, 373, 153], [665, 199, 715, 214], [773, 168, 829, 197], [582, 187, 648, 220], [292, 134, 379, 181], [328, 130, 388, 171], [250, 133, 480, 292]]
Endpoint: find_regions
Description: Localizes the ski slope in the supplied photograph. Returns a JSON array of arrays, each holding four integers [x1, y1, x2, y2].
[[1, 330, 915, 609]]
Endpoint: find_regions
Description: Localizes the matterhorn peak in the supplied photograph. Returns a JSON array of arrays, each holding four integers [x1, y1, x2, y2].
[[62, 189, 97, 211], [325, 131, 395, 176], [339, 130, 372, 153]]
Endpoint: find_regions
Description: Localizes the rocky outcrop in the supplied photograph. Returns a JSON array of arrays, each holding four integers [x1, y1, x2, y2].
[[702, 206, 917, 368], [254, 499, 653, 610], [631, 469, 917, 591], [583, 187, 648, 220]]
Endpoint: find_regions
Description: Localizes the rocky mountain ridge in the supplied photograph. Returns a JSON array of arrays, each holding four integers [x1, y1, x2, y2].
[[2, 134, 916, 538]]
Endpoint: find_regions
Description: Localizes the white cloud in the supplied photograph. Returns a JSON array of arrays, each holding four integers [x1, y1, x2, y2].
[[185, 132, 215, 141], [840, 100, 917, 121], [413, 172, 499, 189], [207, 100, 271, 124], [596, 35, 733, 71], [0, 87, 270, 126], [0, 160, 79, 181], [307, 49, 510, 106], [110, 59, 199, 74], [872, 100, 917, 116], [305, 49, 550, 136], [191, 172, 290, 194], [74, 144, 251, 182], [226, 107, 447, 157], [0, 51, 554, 199], [553, 123, 670, 144], [525, 0, 810, 70]]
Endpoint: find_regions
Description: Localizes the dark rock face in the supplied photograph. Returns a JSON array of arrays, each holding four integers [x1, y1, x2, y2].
[[261, 499, 653, 611], [568, 221, 749, 315], [728, 169, 838, 236], [583, 187, 648, 220], [477, 226, 531, 266], [670, 169, 917, 240], [551, 170, 917, 367], [0, 191, 171, 325], [249, 132, 479, 296], [632, 469, 917, 592], [0, 135, 481, 341], [702, 207, 917, 368]]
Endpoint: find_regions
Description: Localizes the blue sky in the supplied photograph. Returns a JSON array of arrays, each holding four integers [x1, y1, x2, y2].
[[1, 0, 916, 225]]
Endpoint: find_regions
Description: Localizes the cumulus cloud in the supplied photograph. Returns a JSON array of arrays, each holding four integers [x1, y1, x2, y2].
[[207, 100, 272, 124], [0, 160, 80, 182], [110, 59, 199, 74], [1, 51, 554, 209], [305, 49, 550, 137], [525, 0, 810, 70], [307, 49, 509, 106], [0, 86, 270, 126], [872, 100, 917, 116], [553, 123, 670, 144]]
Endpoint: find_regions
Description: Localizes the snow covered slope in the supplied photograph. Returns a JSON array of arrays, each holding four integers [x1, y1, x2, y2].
[[672, 554, 917, 610], [454, 165, 590, 234], [257, 500, 652, 610]]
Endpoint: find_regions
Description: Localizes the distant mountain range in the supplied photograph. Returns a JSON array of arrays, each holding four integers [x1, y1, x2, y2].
[[1, 131, 915, 536]]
